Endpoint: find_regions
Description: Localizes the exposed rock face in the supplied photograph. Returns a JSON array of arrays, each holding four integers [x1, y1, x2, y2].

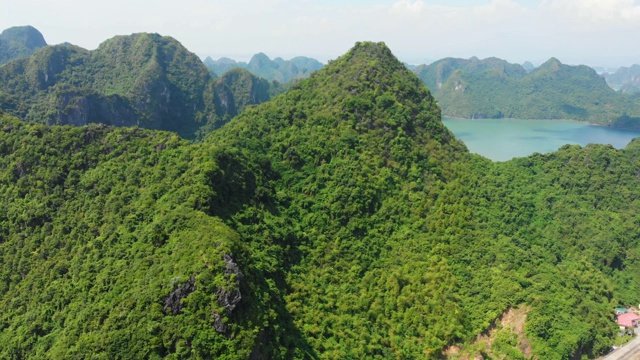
[[213, 254, 243, 334], [218, 254, 243, 311], [212, 312, 227, 334], [38, 91, 138, 127], [212, 68, 276, 127], [163, 276, 196, 315]]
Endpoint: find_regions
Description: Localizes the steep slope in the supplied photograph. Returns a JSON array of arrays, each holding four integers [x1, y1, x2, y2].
[[0, 25, 47, 65], [0, 111, 308, 358], [0, 33, 212, 138], [212, 68, 284, 123], [210, 42, 474, 358], [414, 57, 640, 127], [210, 43, 636, 358], [204, 53, 323, 83], [210, 41, 470, 358], [0, 33, 280, 139], [414, 56, 527, 93]]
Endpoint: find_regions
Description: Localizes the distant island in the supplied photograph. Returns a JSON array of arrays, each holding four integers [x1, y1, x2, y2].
[[203, 53, 323, 83], [204, 52, 640, 130], [414, 56, 640, 129], [604, 64, 640, 95]]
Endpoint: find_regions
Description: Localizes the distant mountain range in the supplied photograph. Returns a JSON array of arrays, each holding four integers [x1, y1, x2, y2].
[[1, 25, 639, 136], [414, 56, 640, 128], [603, 64, 640, 94], [203, 53, 323, 83], [205, 52, 640, 129]]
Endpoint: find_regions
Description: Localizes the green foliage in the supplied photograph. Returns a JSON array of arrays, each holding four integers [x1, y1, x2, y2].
[[0, 32, 280, 140], [209, 43, 640, 358], [0, 26, 47, 65], [0, 113, 303, 358], [2, 41, 640, 359], [414, 56, 640, 128]]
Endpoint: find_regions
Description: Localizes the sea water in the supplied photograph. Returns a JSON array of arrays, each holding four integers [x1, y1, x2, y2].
[[442, 117, 640, 162]]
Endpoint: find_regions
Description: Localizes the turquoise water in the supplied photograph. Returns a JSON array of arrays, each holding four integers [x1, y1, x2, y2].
[[442, 117, 640, 162]]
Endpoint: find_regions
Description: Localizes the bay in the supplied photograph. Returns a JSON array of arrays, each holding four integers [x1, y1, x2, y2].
[[442, 117, 640, 162]]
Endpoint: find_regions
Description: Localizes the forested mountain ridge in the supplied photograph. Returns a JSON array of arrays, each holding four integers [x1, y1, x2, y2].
[[414, 56, 528, 92], [0, 33, 214, 139], [212, 52, 640, 127], [1, 40, 640, 359], [0, 30, 282, 139], [0, 25, 47, 65], [0, 110, 303, 358], [413, 56, 640, 128], [204, 53, 323, 83]]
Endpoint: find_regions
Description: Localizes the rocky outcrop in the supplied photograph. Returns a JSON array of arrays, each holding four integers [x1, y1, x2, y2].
[[212, 254, 243, 334], [163, 276, 196, 315], [32, 91, 138, 127]]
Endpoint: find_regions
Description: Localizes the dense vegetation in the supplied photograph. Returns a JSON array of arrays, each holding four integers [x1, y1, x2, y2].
[[1, 41, 640, 359], [204, 53, 323, 83], [0, 30, 280, 140], [0, 26, 47, 65], [414, 57, 640, 128], [209, 68, 286, 132], [0, 110, 306, 358]]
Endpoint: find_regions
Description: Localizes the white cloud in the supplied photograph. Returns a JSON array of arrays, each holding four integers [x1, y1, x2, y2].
[[389, 0, 427, 17], [1, 0, 639, 67], [543, 0, 640, 24]]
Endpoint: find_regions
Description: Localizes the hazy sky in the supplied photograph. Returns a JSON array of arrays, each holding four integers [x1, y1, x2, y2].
[[2, 0, 639, 68]]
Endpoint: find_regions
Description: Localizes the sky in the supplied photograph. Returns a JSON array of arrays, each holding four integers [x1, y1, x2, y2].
[[2, 0, 639, 68]]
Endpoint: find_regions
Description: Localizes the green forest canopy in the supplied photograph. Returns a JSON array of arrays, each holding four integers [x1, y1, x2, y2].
[[0, 42, 639, 359]]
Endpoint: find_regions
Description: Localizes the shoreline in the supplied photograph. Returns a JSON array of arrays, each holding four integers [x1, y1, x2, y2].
[[441, 115, 640, 132]]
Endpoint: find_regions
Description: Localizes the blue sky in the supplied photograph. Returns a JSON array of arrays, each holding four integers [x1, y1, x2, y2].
[[2, 0, 639, 68]]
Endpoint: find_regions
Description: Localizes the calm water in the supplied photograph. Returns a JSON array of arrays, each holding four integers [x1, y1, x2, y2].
[[442, 117, 640, 162]]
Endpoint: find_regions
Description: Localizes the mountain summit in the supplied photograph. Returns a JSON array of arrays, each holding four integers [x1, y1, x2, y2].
[[214, 41, 465, 167], [209, 42, 469, 357], [0, 25, 47, 65]]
